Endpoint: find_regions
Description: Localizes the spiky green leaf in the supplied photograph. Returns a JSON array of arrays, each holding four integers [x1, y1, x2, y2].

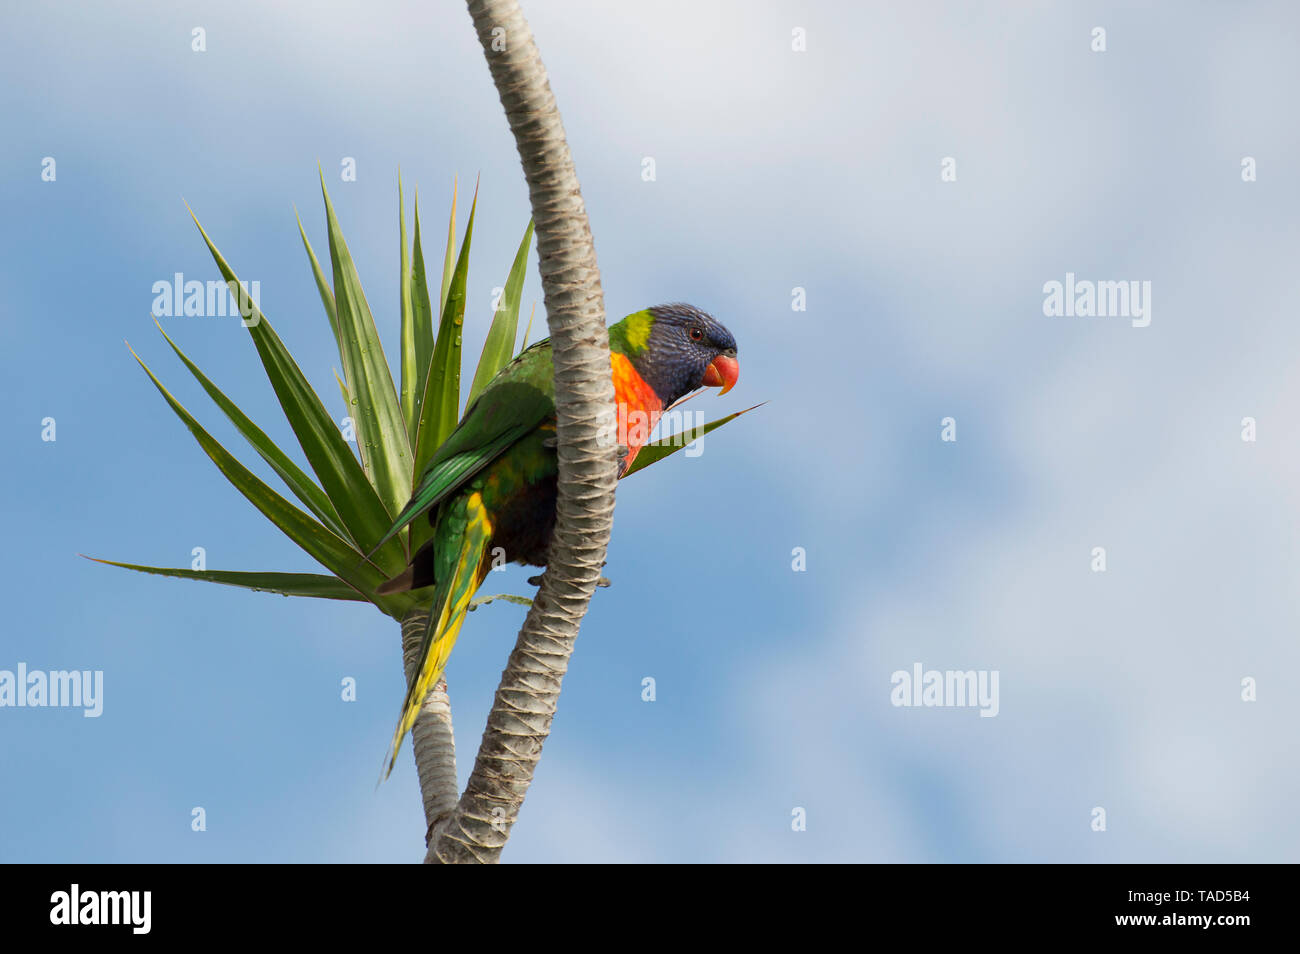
[[319, 174, 413, 518], [408, 190, 436, 439], [414, 185, 477, 478], [83, 557, 368, 601], [468, 219, 533, 404], [127, 343, 392, 594], [187, 207, 401, 570], [398, 174, 418, 433], [154, 320, 348, 540], [621, 403, 763, 478], [519, 303, 535, 352], [295, 207, 340, 359], [438, 179, 458, 318]]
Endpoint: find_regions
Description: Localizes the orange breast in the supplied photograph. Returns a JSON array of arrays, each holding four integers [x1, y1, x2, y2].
[[610, 352, 663, 474]]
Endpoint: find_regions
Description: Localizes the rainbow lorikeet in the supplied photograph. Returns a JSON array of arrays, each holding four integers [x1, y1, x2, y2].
[[375, 303, 739, 775]]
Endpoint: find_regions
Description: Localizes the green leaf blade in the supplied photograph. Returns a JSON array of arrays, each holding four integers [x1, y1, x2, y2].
[[414, 185, 478, 479], [438, 179, 458, 319], [186, 207, 403, 570], [468, 219, 533, 405], [319, 174, 414, 520], [295, 207, 341, 359], [154, 320, 349, 541], [83, 558, 369, 602], [408, 189, 436, 440], [398, 174, 418, 434], [621, 403, 764, 478], [127, 343, 393, 591], [519, 303, 535, 352]]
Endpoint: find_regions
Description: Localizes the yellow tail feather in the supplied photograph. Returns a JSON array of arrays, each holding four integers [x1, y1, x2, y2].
[[381, 493, 493, 780]]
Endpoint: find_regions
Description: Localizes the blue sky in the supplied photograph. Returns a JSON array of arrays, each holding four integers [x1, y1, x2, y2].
[[2, 0, 1298, 862]]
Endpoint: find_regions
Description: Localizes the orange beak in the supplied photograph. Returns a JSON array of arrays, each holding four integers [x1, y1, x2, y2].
[[701, 354, 739, 395]]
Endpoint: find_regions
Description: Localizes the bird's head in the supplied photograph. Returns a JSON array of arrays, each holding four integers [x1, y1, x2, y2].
[[617, 303, 739, 407]]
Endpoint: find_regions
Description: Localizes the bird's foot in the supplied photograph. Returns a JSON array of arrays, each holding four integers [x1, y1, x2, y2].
[[526, 573, 610, 587]]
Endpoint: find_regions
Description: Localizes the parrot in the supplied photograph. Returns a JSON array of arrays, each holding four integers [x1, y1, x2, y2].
[[375, 302, 739, 776]]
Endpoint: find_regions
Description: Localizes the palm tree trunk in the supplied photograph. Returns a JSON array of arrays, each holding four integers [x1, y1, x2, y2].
[[399, 607, 459, 844], [423, 0, 618, 863]]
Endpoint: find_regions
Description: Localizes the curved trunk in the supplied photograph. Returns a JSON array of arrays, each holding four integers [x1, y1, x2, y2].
[[420, 0, 617, 864], [400, 607, 459, 844]]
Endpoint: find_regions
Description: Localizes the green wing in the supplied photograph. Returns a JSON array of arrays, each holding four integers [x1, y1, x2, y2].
[[371, 340, 556, 554]]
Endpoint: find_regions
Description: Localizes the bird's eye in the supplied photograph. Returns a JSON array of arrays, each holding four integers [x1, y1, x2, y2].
[[689, 327, 704, 341]]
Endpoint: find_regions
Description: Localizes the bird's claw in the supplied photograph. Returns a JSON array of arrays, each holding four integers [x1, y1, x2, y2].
[[527, 573, 610, 587]]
